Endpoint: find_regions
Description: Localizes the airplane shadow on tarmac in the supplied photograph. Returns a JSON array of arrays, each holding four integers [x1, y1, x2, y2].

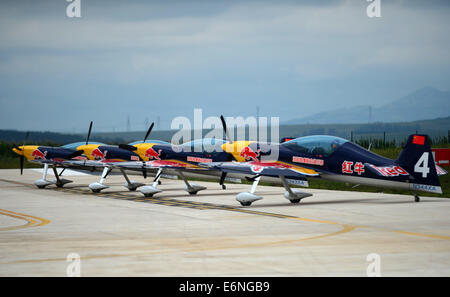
[[249, 197, 446, 209]]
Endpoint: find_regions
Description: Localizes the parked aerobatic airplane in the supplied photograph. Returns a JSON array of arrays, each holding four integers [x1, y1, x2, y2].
[[11, 126, 105, 189], [202, 132, 448, 206]]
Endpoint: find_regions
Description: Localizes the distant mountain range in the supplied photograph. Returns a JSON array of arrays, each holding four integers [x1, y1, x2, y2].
[[284, 87, 450, 124]]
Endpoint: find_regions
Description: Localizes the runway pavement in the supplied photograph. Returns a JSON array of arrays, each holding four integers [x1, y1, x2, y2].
[[0, 168, 449, 276]]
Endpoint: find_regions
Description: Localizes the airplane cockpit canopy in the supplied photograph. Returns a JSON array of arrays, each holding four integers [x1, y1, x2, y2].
[[281, 135, 348, 157], [180, 138, 227, 153], [60, 142, 106, 150], [128, 140, 170, 146]]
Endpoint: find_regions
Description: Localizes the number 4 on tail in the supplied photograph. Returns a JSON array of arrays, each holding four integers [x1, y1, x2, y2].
[[414, 152, 430, 178]]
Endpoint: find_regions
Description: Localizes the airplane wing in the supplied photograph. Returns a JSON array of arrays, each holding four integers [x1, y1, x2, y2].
[[200, 161, 320, 179], [111, 160, 209, 171], [26, 159, 108, 177], [60, 159, 211, 177], [62, 159, 110, 168], [30, 159, 93, 168]]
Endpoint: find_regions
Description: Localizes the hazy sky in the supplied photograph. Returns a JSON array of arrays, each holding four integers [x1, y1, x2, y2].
[[1, 0, 449, 132]]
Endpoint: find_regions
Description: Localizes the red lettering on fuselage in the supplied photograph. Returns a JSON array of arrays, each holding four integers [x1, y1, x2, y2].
[[292, 156, 324, 166], [369, 165, 409, 177], [342, 161, 353, 174], [354, 162, 365, 175]]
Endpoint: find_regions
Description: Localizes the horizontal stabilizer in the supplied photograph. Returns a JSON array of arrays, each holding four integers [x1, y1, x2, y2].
[[435, 164, 447, 176]]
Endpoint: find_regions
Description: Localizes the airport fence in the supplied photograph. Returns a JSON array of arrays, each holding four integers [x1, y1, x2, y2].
[[350, 131, 450, 150]]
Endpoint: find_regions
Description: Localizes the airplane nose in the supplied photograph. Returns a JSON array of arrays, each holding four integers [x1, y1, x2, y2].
[[12, 146, 24, 156], [222, 141, 244, 154], [75, 145, 88, 155], [222, 143, 235, 154]]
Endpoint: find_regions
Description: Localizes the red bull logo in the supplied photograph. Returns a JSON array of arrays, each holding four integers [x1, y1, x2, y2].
[[251, 164, 264, 173], [145, 147, 161, 160], [91, 148, 107, 160], [32, 149, 47, 160], [240, 146, 260, 161]]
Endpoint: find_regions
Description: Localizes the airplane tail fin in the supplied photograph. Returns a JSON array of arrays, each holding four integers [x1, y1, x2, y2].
[[395, 134, 442, 194]]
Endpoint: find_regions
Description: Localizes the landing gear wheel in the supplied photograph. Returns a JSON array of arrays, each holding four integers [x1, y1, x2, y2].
[[158, 181, 162, 185], [290, 199, 301, 204], [222, 185, 226, 190], [144, 193, 154, 198], [92, 189, 101, 193], [128, 187, 137, 192], [414, 195, 420, 203], [37, 185, 46, 189], [240, 201, 252, 207], [188, 191, 199, 195]]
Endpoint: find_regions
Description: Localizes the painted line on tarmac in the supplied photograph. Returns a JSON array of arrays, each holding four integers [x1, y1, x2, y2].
[[390, 230, 450, 240], [3, 224, 358, 266], [0, 208, 50, 231]]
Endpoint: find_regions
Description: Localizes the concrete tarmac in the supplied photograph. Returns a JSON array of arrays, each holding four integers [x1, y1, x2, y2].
[[0, 169, 449, 276]]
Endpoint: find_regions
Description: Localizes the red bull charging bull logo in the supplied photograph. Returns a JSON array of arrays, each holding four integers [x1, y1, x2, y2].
[[240, 146, 260, 161], [32, 149, 47, 160], [250, 164, 264, 173], [91, 148, 107, 160], [145, 147, 162, 160]]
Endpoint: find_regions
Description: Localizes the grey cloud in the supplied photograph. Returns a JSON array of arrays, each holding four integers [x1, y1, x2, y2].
[[0, 0, 449, 132]]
